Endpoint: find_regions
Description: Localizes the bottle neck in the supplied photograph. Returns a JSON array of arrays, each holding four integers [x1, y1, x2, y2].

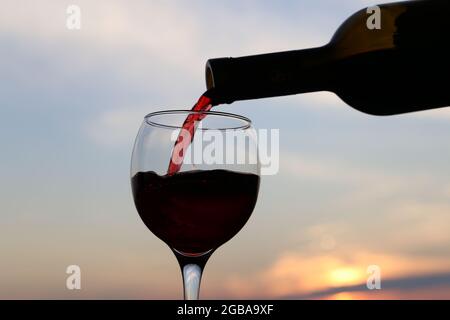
[[205, 45, 333, 105]]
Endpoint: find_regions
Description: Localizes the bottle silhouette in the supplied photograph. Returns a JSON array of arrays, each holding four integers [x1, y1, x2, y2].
[[205, 0, 450, 115]]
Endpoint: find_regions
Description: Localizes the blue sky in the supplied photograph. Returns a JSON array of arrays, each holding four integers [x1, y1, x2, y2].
[[1, 0, 450, 299]]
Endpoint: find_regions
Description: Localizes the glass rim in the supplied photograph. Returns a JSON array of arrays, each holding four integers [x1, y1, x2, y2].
[[144, 110, 252, 131]]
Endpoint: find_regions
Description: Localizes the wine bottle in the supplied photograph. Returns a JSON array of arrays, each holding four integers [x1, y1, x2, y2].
[[205, 0, 450, 115]]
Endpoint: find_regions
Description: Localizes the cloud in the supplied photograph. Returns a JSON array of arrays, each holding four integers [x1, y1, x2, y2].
[[280, 152, 425, 190], [277, 152, 450, 257], [279, 152, 447, 207], [85, 107, 152, 147], [0, 0, 333, 147], [284, 271, 450, 299], [0, 0, 328, 85], [224, 250, 450, 299], [384, 202, 450, 252]]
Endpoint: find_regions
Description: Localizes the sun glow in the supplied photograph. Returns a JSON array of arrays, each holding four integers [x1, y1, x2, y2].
[[328, 292, 356, 300], [329, 267, 364, 287]]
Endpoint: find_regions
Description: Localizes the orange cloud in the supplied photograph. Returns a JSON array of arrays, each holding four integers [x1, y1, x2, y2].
[[224, 250, 450, 299]]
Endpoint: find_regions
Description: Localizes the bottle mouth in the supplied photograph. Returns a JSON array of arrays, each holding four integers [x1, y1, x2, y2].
[[205, 57, 236, 104], [144, 110, 252, 131]]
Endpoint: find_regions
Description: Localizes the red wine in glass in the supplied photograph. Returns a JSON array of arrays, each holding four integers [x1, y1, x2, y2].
[[132, 169, 260, 254]]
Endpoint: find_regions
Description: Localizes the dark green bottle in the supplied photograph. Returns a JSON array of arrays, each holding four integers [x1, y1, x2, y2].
[[205, 0, 450, 115]]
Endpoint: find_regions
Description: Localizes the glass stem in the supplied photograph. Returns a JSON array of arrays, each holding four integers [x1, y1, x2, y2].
[[182, 264, 203, 300], [173, 249, 214, 300]]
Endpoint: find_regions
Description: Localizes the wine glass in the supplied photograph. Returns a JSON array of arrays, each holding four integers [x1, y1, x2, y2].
[[130, 110, 260, 300]]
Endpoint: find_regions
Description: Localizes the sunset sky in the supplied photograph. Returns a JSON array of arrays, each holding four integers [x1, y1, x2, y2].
[[1, 0, 450, 299]]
